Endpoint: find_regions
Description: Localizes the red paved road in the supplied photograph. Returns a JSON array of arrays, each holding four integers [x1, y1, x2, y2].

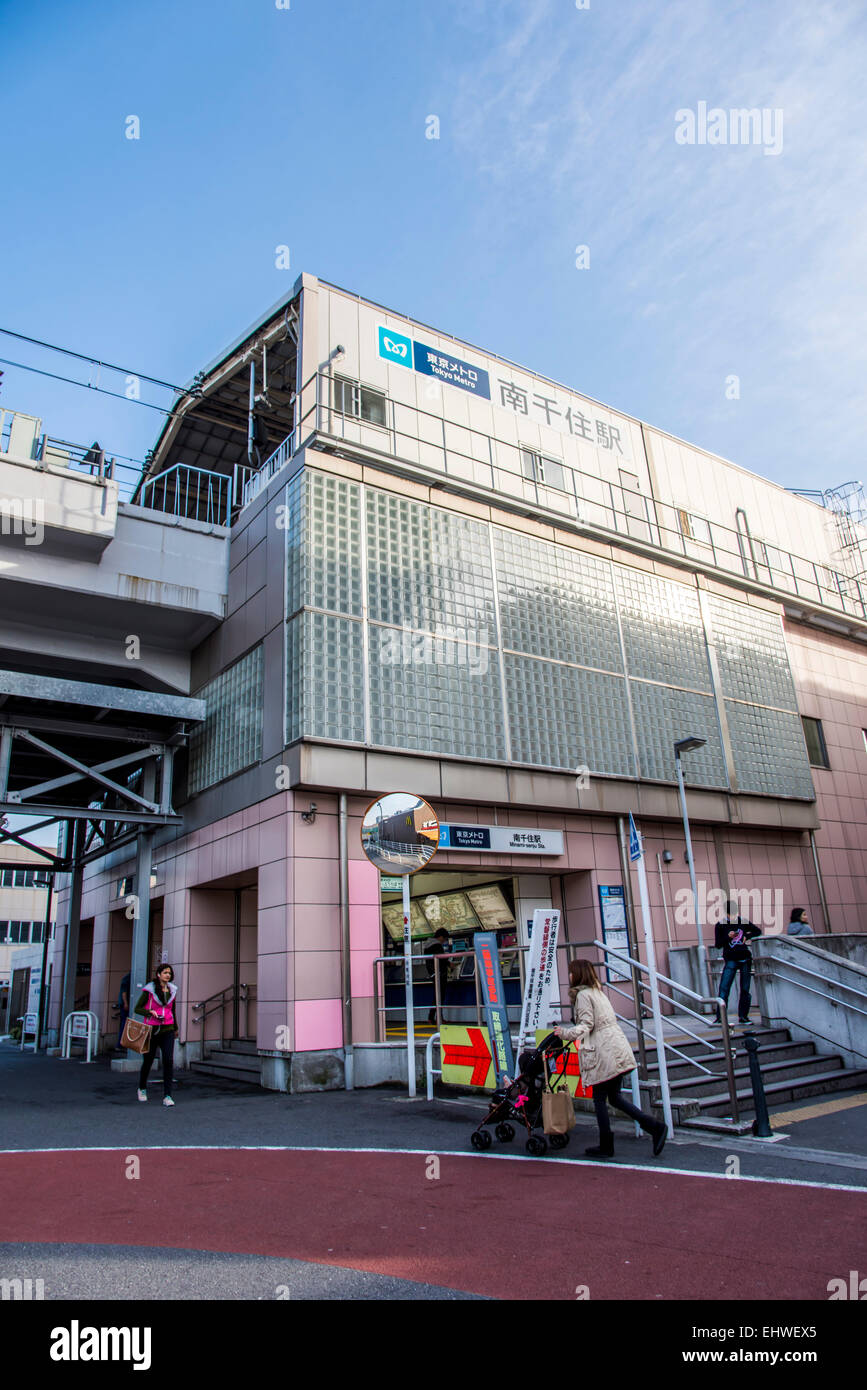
[[2, 1148, 864, 1299]]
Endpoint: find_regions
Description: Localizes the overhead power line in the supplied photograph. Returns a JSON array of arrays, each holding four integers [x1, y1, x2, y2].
[[0, 326, 188, 394]]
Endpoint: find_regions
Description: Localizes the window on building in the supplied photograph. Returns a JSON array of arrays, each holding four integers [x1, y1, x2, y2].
[[8, 921, 23, 943], [521, 448, 567, 493], [332, 375, 387, 428], [31, 921, 44, 943], [0, 922, 7, 942], [755, 539, 784, 575], [802, 716, 830, 768], [678, 509, 712, 545]]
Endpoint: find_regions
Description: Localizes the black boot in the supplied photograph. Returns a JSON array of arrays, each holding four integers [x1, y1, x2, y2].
[[585, 1139, 614, 1158], [650, 1121, 668, 1157]]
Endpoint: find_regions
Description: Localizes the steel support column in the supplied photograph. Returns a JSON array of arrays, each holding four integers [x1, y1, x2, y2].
[[60, 821, 85, 1025]]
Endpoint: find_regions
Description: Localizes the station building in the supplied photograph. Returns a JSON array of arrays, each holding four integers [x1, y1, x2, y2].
[[3, 272, 867, 1087]]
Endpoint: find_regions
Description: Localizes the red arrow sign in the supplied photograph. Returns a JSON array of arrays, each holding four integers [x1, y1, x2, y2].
[[442, 1027, 493, 1086], [548, 1050, 582, 1080]]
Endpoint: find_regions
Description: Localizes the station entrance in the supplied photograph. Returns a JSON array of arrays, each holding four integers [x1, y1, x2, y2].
[[376, 868, 560, 1041]]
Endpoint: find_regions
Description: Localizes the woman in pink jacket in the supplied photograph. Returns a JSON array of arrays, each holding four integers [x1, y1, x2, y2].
[[555, 959, 666, 1159], [135, 964, 179, 1107]]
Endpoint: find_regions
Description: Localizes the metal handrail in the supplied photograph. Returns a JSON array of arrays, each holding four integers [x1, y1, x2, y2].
[[139, 462, 231, 527], [240, 430, 296, 509], [750, 954, 867, 1012], [592, 938, 741, 1122], [373, 942, 569, 1040], [302, 372, 867, 624], [191, 982, 250, 1056]]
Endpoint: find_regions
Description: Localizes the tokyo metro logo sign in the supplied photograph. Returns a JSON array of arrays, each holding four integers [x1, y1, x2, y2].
[[377, 326, 412, 365]]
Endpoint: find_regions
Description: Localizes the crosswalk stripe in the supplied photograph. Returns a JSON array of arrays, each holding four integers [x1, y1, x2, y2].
[[771, 1093, 867, 1127]]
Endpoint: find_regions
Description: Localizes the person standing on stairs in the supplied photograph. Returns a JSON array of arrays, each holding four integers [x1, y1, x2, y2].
[[713, 908, 761, 1026]]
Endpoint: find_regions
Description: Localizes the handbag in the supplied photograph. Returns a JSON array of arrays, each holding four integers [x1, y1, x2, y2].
[[121, 1018, 153, 1055], [541, 1050, 577, 1135]]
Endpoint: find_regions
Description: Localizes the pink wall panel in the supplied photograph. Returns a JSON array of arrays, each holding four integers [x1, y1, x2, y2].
[[294, 998, 343, 1051]]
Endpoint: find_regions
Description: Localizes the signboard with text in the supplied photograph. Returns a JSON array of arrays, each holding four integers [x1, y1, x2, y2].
[[517, 908, 562, 1050], [597, 886, 630, 983], [378, 324, 491, 398], [438, 824, 564, 855], [473, 931, 514, 1085]]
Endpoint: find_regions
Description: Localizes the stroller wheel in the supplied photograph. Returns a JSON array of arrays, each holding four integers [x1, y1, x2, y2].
[[495, 1122, 515, 1143], [549, 1132, 570, 1150], [471, 1129, 493, 1151], [526, 1134, 548, 1157]]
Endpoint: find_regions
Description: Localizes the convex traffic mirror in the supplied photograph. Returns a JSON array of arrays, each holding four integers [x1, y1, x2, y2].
[[360, 792, 440, 876]]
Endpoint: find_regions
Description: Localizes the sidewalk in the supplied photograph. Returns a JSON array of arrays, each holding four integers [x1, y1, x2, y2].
[[2, 1041, 865, 1188]]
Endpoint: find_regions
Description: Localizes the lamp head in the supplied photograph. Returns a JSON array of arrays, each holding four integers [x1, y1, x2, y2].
[[674, 736, 706, 756]]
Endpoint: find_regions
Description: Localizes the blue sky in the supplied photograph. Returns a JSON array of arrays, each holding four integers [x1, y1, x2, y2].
[[1, 0, 865, 493]]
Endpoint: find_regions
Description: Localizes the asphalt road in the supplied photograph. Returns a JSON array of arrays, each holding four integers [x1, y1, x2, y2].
[[2, 1043, 866, 1303]]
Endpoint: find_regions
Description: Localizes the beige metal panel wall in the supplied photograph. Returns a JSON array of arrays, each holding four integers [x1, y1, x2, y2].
[[644, 425, 838, 568]]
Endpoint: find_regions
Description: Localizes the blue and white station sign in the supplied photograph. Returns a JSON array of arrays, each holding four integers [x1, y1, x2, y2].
[[438, 823, 564, 855], [378, 326, 491, 400]]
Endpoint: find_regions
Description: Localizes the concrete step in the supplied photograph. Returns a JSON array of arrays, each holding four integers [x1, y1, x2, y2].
[[648, 1041, 818, 1082], [190, 1057, 262, 1085], [201, 1047, 261, 1068], [654, 1054, 843, 1103], [637, 1025, 792, 1062], [688, 1066, 867, 1118]]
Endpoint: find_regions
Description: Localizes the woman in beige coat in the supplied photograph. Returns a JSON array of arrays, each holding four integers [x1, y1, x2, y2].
[[554, 959, 667, 1158]]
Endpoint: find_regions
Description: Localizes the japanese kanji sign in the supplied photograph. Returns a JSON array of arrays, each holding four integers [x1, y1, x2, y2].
[[438, 823, 564, 855], [377, 324, 491, 398], [377, 325, 632, 455], [517, 908, 562, 1051], [473, 931, 515, 1084]]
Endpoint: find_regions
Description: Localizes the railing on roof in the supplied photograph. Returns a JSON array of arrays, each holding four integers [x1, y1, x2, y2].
[[300, 371, 867, 625], [235, 429, 296, 511], [139, 462, 231, 527]]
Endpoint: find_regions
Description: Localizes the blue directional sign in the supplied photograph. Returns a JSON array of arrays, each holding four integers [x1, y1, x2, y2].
[[628, 812, 642, 862]]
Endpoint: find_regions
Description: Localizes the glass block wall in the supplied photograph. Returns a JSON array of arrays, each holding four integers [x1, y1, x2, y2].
[[187, 645, 264, 795], [284, 469, 816, 799]]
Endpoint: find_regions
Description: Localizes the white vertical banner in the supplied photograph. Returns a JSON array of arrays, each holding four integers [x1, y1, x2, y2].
[[517, 908, 562, 1052]]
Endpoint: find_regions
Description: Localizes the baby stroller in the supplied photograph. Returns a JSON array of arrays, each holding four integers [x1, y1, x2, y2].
[[470, 1032, 574, 1157]]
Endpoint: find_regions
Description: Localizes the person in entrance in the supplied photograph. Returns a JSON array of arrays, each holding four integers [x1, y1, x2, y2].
[[554, 960, 666, 1159], [135, 965, 179, 1106], [426, 927, 456, 1025]]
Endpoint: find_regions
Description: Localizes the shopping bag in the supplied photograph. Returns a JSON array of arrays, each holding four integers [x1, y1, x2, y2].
[[121, 1018, 153, 1054], [542, 1086, 576, 1135]]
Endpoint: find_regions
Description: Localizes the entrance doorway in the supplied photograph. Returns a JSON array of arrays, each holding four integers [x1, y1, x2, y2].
[[376, 869, 558, 1040]]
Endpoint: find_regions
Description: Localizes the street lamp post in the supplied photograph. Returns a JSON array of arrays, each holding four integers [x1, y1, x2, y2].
[[674, 736, 709, 999]]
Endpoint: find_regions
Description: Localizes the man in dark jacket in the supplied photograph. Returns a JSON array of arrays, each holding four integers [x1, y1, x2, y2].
[[426, 928, 455, 1025], [714, 908, 761, 1025]]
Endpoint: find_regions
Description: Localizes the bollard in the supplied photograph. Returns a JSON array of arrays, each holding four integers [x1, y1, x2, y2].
[[744, 1033, 773, 1137]]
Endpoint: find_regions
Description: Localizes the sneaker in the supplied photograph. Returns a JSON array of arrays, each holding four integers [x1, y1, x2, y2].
[[162, 1096, 175, 1107], [137, 1089, 147, 1102]]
